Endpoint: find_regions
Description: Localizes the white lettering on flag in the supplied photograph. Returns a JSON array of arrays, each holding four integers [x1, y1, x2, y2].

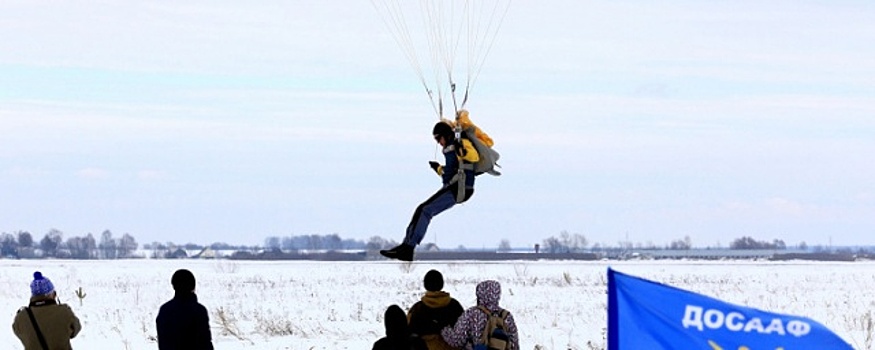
[[682, 305, 811, 337]]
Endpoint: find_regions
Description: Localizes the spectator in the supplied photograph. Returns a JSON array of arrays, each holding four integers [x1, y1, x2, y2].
[[441, 280, 519, 350], [156, 269, 213, 350], [12, 271, 82, 350], [408, 269, 464, 349], [374, 304, 428, 350]]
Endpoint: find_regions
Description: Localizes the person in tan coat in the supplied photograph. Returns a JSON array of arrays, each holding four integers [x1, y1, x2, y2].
[[12, 271, 82, 350]]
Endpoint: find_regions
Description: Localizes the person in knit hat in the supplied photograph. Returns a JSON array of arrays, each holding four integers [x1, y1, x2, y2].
[[12, 271, 82, 350], [156, 269, 214, 350], [407, 269, 465, 350], [30, 271, 55, 296]]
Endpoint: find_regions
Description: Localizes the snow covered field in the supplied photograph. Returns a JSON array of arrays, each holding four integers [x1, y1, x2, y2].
[[2, 259, 873, 349]]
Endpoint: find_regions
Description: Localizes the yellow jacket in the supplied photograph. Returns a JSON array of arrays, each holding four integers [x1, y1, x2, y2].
[[435, 138, 479, 176]]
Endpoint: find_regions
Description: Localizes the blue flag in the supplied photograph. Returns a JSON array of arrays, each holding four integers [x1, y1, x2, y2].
[[607, 268, 853, 350]]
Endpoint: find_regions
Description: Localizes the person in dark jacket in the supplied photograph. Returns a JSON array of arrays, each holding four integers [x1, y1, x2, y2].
[[381, 120, 480, 261], [408, 270, 464, 350], [156, 269, 213, 350], [374, 304, 428, 350], [12, 271, 81, 350], [441, 280, 519, 350]]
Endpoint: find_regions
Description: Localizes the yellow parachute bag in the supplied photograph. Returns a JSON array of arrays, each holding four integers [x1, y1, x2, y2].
[[446, 109, 501, 176], [456, 109, 494, 148]]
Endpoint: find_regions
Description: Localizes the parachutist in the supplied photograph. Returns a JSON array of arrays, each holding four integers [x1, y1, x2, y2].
[[380, 120, 478, 261], [381, 111, 499, 261]]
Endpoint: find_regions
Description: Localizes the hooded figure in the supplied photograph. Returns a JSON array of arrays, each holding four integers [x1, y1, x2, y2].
[[12, 271, 82, 350], [156, 269, 213, 350], [408, 270, 465, 350], [440, 280, 519, 350], [374, 304, 428, 350]]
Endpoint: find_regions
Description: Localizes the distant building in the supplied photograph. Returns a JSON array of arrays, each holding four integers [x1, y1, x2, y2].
[[167, 248, 188, 259], [192, 247, 217, 259]]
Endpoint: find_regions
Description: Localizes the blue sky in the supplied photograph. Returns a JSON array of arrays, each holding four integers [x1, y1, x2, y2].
[[2, 1, 873, 249]]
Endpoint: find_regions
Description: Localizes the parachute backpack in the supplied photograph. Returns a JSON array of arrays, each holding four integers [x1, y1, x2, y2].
[[474, 306, 510, 350], [441, 110, 501, 203], [452, 109, 501, 177]]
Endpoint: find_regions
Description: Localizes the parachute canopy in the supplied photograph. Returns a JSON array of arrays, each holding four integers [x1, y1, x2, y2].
[[370, 0, 511, 120]]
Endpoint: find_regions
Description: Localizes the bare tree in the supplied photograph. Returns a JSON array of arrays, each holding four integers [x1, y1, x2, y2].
[[366, 236, 395, 250], [730, 236, 786, 250], [306, 234, 323, 250], [18, 231, 33, 248], [66, 236, 88, 259], [264, 237, 281, 250], [100, 230, 117, 259], [118, 233, 138, 258], [40, 229, 64, 257], [324, 234, 342, 250], [498, 239, 512, 253], [669, 236, 692, 250], [544, 230, 588, 253], [569, 232, 588, 252], [542, 236, 564, 253], [1, 232, 18, 257]]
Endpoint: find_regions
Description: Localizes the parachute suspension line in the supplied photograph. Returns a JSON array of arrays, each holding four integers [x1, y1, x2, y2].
[[421, 0, 443, 118], [462, 0, 511, 110], [421, 0, 461, 120], [450, 80, 459, 121], [370, 0, 442, 118], [445, 0, 467, 119], [372, 0, 511, 119]]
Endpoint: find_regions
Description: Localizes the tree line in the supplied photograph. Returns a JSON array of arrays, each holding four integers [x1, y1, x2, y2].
[[2, 228, 860, 260], [1, 229, 137, 259], [3, 230, 594, 259], [0, 229, 261, 260]]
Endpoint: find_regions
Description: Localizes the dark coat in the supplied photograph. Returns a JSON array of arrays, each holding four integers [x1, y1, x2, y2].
[[156, 292, 213, 350], [374, 305, 428, 350], [408, 291, 464, 350]]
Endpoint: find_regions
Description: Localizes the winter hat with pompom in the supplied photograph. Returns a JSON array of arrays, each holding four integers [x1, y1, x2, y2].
[[30, 271, 55, 297]]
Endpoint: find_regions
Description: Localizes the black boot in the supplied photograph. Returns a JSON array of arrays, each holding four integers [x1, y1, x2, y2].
[[380, 244, 415, 261], [380, 243, 404, 254]]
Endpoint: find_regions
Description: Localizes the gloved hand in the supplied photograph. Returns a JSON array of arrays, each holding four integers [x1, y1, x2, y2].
[[454, 141, 467, 157], [429, 161, 440, 172]]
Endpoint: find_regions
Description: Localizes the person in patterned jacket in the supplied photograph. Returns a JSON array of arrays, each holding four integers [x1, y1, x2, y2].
[[440, 280, 519, 350]]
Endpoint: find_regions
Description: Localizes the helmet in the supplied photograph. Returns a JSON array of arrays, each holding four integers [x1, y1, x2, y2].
[[432, 121, 455, 142]]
